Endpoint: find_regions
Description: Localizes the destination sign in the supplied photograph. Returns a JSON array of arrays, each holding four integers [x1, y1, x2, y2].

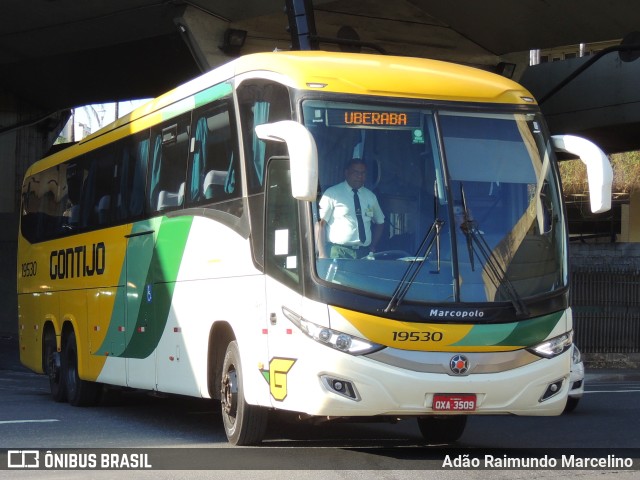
[[327, 109, 421, 128]]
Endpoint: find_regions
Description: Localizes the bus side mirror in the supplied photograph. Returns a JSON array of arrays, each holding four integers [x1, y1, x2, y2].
[[551, 134, 613, 213], [255, 121, 318, 201]]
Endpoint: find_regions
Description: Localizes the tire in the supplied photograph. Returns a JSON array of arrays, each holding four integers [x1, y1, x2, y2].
[[417, 415, 467, 444], [43, 328, 66, 402], [563, 396, 580, 413], [220, 340, 268, 445], [62, 330, 100, 407]]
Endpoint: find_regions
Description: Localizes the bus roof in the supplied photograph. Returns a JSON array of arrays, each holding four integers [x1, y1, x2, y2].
[[28, 51, 535, 176], [231, 51, 535, 105]]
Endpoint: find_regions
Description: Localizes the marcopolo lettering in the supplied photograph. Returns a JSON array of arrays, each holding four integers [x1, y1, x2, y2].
[[49, 242, 106, 280], [430, 308, 484, 319]]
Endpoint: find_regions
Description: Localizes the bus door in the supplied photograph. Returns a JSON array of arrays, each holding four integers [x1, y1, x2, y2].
[[124, 220, 158, 390], [124, 114, 191, 390], [263, 158, 304, 405], [87, 225, 128, 386]]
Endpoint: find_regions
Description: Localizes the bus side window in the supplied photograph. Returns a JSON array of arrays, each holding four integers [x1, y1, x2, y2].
[[237, 81, 292, 194], [20, 175, 38, 242], [265, 158, 301, 290], [65, 161, 89, 231], [117, 134, 148, 221], [188, 101, 239, 205], [149, 114, 190, 213], [77, 146, 117, 229], [22, 174, 39, 240]]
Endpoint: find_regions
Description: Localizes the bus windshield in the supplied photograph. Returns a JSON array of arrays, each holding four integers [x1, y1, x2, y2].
[[305, 100, 565, 309]]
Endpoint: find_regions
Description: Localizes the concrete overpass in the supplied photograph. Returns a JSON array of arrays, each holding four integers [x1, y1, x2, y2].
[[521, 43, 640, 154], [3, 2, 640, 153], [2, 0, 640, 332], [3, 1, 640, 109]]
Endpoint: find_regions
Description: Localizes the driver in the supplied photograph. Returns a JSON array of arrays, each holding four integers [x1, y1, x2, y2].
[[317, 158, 385, 259]]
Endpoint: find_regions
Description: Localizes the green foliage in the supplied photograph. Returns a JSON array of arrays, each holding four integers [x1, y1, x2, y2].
[[610, 151, 640, 194], [559, 151, 640, 195], [558, 159, 588, 195]]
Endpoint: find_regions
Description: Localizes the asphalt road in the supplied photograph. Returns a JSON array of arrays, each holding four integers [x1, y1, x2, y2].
[[1, 332, 640, 479]]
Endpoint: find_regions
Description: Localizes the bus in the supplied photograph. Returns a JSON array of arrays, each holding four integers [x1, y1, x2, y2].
[[18, 51, 612, 445]]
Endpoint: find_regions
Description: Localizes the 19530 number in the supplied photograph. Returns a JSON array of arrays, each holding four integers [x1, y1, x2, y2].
[[21, 261, 37, 278], [392, 331, 443, 342]]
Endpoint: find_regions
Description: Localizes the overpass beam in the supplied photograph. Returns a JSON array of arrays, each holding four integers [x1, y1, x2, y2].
[[173, 6, 235, 72], [284, 0, 318, 50]]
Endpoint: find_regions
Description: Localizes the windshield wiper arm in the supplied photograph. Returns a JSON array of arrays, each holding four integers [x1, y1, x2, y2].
[[458, 184, 529, 317], [459, 185, 475, 271], [383, 218, 443, 313]]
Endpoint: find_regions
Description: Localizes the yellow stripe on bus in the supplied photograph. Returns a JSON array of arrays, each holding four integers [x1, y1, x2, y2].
[[332, 306, 476, 352]]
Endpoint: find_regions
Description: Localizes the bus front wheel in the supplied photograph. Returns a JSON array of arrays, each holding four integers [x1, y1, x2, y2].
[[417, 415, 467, 444], [220, 340, 268, 445], [62, 330, 100, 407]]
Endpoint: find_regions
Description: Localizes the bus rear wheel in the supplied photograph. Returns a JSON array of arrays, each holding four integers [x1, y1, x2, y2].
[[62, 330, 100, 407], [417, 415, 467, 444], [44, 328, 66, 402], [220, 340, 268, 445]]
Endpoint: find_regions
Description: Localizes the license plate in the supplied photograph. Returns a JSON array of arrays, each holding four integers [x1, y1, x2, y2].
[[433, 394, 477, 411]]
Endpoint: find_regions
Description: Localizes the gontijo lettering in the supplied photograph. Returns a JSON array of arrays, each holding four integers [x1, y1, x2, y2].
[[49, 242, 106, 279]]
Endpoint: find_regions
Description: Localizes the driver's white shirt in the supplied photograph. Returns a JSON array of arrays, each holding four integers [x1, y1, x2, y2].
[[319, 181, 385, 247]]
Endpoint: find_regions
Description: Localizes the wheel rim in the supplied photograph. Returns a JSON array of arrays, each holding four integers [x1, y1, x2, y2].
[[221, 366, 238, 421]]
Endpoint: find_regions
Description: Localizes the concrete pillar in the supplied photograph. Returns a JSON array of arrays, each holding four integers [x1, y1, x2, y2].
[[0, 89, 69, 334], [628, 191, 640, 242], [620, 203, 630, 242]]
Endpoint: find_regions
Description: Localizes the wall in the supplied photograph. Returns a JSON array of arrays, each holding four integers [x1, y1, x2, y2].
[[570, 242, 640, 367], [570, 241, 640, 269], [0, 214, 17, 334], [0, 91, 69, 334]]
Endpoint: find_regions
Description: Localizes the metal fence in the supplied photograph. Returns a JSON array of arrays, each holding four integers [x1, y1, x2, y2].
[[570, 267, 640, 353]]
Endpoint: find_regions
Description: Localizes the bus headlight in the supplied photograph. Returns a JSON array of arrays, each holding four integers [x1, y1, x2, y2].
[[282, 306, 384, 355], [572, 345, 582, 365], [527, 331, 573, 359]]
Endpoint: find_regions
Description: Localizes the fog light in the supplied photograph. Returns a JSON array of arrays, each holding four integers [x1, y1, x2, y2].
[[540, 379, 564, 401], [320, 375, 360, 401]]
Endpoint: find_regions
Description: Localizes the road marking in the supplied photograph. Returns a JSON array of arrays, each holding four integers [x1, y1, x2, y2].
[[0, 419, 59, 424], [585, 390, 640, 393]]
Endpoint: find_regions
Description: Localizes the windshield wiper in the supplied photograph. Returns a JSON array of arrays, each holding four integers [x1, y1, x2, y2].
[[459, 186, 475, 271], [458, 184, 529, 317], [383, 217, 443, 313]]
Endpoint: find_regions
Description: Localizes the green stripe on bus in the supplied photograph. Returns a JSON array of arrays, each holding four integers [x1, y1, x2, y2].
[[495, 311, 563, 347], [161, 97, 195, 122], [451, 311, 563, 348], [121, 216, 193, 358], [95, 216, 192, 359], [194, 83, 233, 109], [159, 83, 233, 122]]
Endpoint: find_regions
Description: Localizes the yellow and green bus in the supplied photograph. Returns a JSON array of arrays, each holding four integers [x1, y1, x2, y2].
[[18, 51, 612, 445]]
